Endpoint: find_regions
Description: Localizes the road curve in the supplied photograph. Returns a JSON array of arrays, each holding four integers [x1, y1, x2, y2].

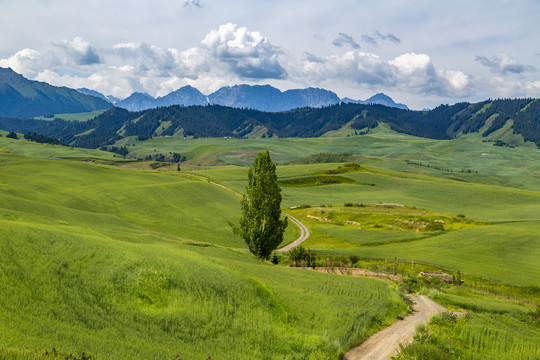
[[276, 213, 310, 252], [343, 294, 449, 360], [206, 180, 310, 251]]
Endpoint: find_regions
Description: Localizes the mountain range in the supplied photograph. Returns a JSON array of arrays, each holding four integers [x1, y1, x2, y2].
[[84, 84, 408, 112], [1, 67, 538, 152], [0, 67, 408, 117]]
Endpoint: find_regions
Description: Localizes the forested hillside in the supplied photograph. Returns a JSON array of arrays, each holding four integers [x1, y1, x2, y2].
[[0, 68, 112, 118], [0, 98, 538, 149]]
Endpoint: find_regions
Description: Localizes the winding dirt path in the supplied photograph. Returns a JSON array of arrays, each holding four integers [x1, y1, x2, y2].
[[276, 214, 310, 252], [192, 175, 456, 359], [343, 294, 451, 360], [206, 180, 310, 251]]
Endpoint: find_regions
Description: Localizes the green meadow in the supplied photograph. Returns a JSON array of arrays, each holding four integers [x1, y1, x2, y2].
[[34, 110, 107, 122], [1, 126, 539, 359], [122, 124, 540, 191], [0, 135, 409, 359], [395, 287, 539, 360]]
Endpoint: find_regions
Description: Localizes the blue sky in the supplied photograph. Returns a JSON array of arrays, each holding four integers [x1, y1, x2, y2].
[[1, 0, 539, 109]]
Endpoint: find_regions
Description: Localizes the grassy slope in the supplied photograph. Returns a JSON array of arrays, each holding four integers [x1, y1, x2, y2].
[[124, 124, 540, 191], [395, 288, 539, 360], [34, 110, 107, 122], [196, 163, 540, 286], [0, 132, 120, 160], [0, 142, 407, 359]]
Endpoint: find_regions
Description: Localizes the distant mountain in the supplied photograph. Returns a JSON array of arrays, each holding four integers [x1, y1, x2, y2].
[[76, 88, 120, 104], [342, 93, 408, 110], [0, 67, 112, 118], [115, 92, 155, 111], [115, 87, 208, 111], [283, 87, 341, 109], [113, 84, 344, 112], [106, 95, 120, 104], [208, 85, 340, 112], [77, 88, 109, 102], [154, 86, 208, 108]]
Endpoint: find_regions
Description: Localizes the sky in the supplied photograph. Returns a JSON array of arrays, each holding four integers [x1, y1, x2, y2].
[[1, 0, 539, 109]]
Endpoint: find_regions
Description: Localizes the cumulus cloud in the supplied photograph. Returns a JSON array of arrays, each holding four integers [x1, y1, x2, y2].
[[0, 48, 61, 77], [477, 76, 540, 99], [8, 26, 540, 103], [0, 36, 102, 79], [0, 25, 287, 98], [332, 33, 360, 49], [52, 37, 102, 65], [475, 53, 536, 74], [111, 42, 182, 76], [199, 23, 286, 79], [299, 51, 471, 97], [362, 31, 401, 45]]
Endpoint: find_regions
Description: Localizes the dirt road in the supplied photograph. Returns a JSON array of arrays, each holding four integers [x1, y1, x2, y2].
[[276, 213, 310, 252], [343, 294, 449, 360]]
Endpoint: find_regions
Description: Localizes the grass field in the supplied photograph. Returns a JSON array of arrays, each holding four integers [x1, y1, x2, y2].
[[0, 131, 122, 161], [0, 139, 408, 359], [34, 110, 107, 122], [195, 160, 540, 286], [394, 287, 539, 360], [1, 126, 539, 358], [121, 124, 540, 191]]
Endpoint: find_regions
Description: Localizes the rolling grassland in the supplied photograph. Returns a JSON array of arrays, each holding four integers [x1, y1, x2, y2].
[[122, 124, 540, 191], [196, 163, 540, 286], [394, 288, 539, 360], [1, 128, 538, 359], [0, 138, 408, 359]]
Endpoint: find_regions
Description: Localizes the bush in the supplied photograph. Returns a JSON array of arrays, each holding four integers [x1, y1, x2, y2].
[[288, 245, 306, 264]]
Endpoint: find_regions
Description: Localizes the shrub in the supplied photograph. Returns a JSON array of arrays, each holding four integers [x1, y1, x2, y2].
[[348, 255, 360, 265]]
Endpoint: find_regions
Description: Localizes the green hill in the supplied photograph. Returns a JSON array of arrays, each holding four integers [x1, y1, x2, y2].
[[2, 98, 540, 152], [0, 141, 408, 359], [0, 67, 112, 118]]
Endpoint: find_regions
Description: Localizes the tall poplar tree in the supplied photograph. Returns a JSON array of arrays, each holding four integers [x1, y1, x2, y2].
[[232, 150, 287, 260]]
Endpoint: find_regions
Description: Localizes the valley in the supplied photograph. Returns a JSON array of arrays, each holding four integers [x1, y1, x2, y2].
[[2, 1, 539, 358]]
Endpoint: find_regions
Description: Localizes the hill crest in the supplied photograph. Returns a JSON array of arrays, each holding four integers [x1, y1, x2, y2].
[[0, 67, 112, 118]]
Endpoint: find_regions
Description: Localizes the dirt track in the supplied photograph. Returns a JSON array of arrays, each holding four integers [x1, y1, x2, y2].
[[343, 295, 449, 360], [206, 179, 453, 359], [276, 213, 310, 252]]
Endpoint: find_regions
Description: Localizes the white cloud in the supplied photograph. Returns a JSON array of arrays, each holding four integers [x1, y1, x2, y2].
[[111, 42, 181, 76], [2, 22, 539, 104], [0, 25, 287, 98], [476, 53, 536, 74], [53, 37, 102, 65], [299, 51, 471, 97], [199, 23, 286, 79], [0, 48, 60, 78], [183, 0, 203, 8]]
